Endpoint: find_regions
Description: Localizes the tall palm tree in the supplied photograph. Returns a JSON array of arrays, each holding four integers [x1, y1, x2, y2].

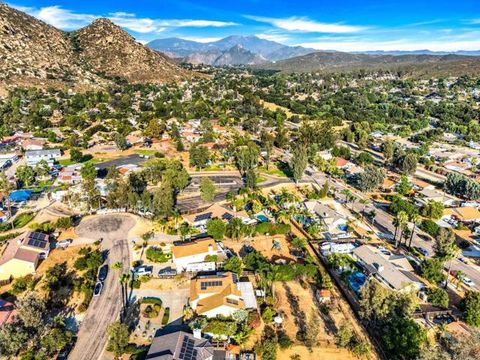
[[119, 273, 131, 318], [359, 198, 370, 220], [171, 210, 182, 230], [394, 211, 408, 248], [407, 213, 419, 249]]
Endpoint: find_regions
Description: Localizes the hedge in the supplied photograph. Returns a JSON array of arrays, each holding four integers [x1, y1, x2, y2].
[[146, 247, 171, 263], [161, 307, 170, 325], [140, 297, 163, 306]]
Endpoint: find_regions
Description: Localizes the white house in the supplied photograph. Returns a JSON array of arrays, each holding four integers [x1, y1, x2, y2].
[[172, 238, 226, 273], [25, 149, 61, 167]]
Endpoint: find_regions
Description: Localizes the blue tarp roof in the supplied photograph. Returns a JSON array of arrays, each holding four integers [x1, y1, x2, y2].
[[10, 190, 32, 202], [347, 272, 367, 294]]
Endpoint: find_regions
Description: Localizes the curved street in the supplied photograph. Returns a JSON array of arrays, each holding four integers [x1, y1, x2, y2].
[[69, 215, 135, 360]]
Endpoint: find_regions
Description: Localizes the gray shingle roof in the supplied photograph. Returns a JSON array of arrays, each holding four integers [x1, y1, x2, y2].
[[146, 331, 214, 360]]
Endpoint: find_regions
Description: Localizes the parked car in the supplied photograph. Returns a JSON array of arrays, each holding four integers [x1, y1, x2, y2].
[[158, 267, 177, 278], [98, 264, 108, 282], [57, 343, 73, 360], [463, 277, 475, 287], [93, 282, 103, 296], [55, 239, 73, 249], [415, 246, 429, 257], [133, 265, 153, 277]]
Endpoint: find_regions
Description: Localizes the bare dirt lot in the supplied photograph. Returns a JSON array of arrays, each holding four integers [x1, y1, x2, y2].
[[75, 214, 136, 241], [223, 235, 295, 262], [274, 280, 356, 360]]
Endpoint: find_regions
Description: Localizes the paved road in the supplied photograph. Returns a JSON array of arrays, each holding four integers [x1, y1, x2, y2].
[[69, 215, 135, 360], [309, 171, 480, 291]]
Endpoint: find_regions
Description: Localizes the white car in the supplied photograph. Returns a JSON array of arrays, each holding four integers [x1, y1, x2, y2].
[[463, 277, 475, 287], [133, 265, 153, 276]]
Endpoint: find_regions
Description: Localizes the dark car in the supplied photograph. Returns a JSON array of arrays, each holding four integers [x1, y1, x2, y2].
[[57, 343, 74, 360], [93, 281, 103, 297], [98, 264, 108, 282], [158, 267, 177, 278]]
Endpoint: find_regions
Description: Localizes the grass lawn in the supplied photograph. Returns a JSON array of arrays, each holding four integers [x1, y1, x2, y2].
[[256, 175, 266, 184], [134, 149, 160, 156], [0, 212, 35, 232], [258, 164, 289, 177]]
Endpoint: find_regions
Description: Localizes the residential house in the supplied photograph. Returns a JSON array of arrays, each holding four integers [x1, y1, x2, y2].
[[146, 330, 214, 360], [57, 164, 82, 184], [335, 157, 354, 171], [190, 271, 256, 318], [0, 210, 10, 223], [443, 207, 480, 223], [416, 188, 456, 207], [25, 149, 61, 167], [0, 232, 50, 280], [184, 203, 251, 231], [352, 245, 424, 292], [172, 238, 226, 273], [21, 138, 45, 151], [304, 200, 349, 239], [0, 299, 17, 326], [382, 178, 397, 192]]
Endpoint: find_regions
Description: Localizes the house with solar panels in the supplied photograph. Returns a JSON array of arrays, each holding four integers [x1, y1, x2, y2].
[[189, 271, 257, 318], [172, 238, 226, 273], [0, 231, 50, 280], [184, 203, 252, 231], [146, 329, 216, 360]]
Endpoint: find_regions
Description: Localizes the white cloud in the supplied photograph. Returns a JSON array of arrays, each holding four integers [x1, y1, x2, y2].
[[255, 33, 291, 43], [297, 38, 480, 52], [247, 15, 366, 33], [157, 19, 237, 27], [180, 36, 223, 43], [9, 3, 237, 33]]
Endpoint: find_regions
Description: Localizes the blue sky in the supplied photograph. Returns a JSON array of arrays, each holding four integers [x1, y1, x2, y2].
[[8, 0, 480, 51]]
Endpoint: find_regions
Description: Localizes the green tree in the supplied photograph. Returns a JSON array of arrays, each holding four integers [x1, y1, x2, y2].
[[152, 180, 174, 219], [0, 172, 14, 229], [461, 290, 480, 328], [35, 160, 50, 178], [245, 169, 257, 189], [189, 144, 210, 169], [16, 165, 35, 187], [206, 218, 226, 240], [106, 321, 129, 359], [226, 217, 244, 241], [235, 143, 259, 175], [420, 201, 444, 220], [427, 287, 449, 309], [0, 322, 29, 356], [200, 177, 216, 202], [421, 258, 446, 284], [70, 148, 83, 162], [260, 130, 274, 170], [291, 143, 308, 183], [396, 175, 412, 195], [400, 153, 418, 175], [80, 162, 97, 180], [16, 291, 46, 331], [223, 256, 243, 275], [383, 315, 427, 359], [114, 132, 128, 150], [356, 165, 385, 192]]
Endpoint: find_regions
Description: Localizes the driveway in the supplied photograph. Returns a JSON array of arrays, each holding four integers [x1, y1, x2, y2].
[[69, 215, 135, 360], [133, 288, 189, 325]]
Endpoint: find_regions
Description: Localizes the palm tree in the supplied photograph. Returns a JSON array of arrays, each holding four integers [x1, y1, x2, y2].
[[394, 211, 408, 248], [119, 273, 131, 318], [171, 210, 182, 229], [407, 213, 419, 249], [359, 198, 370, 220], [227, 218, 244, 241], [276, 209, 289, 224]]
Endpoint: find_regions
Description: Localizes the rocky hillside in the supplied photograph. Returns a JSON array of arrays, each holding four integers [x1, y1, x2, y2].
[[0, 4, 192, 90], [75, 18, 191, 83]]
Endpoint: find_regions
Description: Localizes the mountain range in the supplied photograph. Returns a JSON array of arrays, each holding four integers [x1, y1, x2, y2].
[[0, 4, 193, 91], [147, 35, 317, 64], [255, 51, 480, 76]]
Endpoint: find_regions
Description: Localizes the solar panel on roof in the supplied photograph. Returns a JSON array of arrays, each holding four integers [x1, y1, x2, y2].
[[179, 337, 196, 360], [194, 212, 212, 222], [222, 212, 233, 220]]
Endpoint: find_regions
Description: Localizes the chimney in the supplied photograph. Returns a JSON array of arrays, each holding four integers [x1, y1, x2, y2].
[[193, 328, 202, 340]]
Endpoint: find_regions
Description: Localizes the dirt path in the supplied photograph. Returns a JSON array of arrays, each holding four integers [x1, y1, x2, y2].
[[69, 215, 135, 360]]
